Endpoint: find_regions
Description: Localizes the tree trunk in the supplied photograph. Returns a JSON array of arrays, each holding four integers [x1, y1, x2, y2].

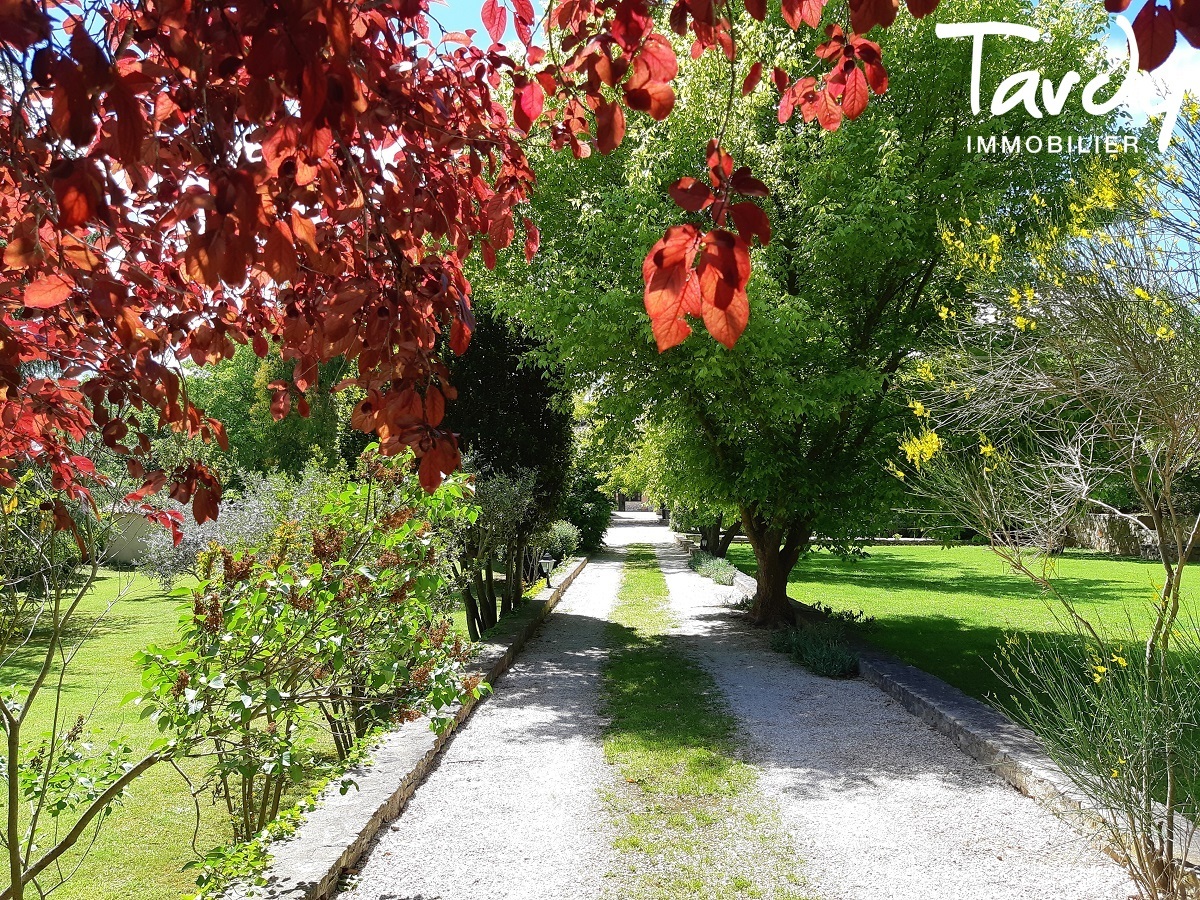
[[8, 720, 23, 900], [503, 538, 525, 615], [474, 569, 496, 631], [461, 587, 481, 641], [484, 558, 497, 608], [716, 520, 740, 558], [740, 508, 808, 628]]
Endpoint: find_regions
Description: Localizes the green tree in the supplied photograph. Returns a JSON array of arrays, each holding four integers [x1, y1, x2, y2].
[[488, 0, 1140, 625], [187, 345, 343, 478], [444, 309, 573, 624]]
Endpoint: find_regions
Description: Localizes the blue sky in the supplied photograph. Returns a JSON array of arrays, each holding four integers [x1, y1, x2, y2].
[[427, 0, 519, 41]]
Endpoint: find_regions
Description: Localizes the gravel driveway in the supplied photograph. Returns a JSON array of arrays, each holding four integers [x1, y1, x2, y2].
[[339, 512, 1133, 900], [649, 520, 1134, 900], [338, 553, 624, 900]]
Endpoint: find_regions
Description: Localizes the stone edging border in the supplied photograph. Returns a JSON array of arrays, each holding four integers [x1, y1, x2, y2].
[[228, 555, 590, 900]]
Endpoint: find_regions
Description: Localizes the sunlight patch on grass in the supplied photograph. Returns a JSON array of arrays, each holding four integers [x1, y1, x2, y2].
[[727, 544, 1175, 701]]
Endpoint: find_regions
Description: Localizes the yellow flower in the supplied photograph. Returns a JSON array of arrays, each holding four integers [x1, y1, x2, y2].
[[978, 434, 997, 457], [1014, 316, 1036, 331], [909, 400, 929, 418], [1156, 326, 1176, 342], [886, 461, 906, 481], [1111, 654, 1127, 668], [901, 430, 942, 470]]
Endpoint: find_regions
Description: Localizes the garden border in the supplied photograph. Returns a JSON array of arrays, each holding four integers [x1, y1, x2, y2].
[[226, 555, 589, 900], [673, 534, 1183, 863]]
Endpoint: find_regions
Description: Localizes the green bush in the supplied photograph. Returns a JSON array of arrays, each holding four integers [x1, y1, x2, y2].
[[771, 623, 859, 679], [561, 468, 613, 552], [689, 550, 737, 586], [138, 447, 481, 848], [542, 520, 582, 562]]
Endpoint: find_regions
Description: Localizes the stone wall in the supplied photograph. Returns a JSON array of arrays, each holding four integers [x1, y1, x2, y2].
[[1067, 513, 1199, 561]]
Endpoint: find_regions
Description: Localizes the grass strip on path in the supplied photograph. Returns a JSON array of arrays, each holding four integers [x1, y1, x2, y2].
[[601, 545, 814, 900]]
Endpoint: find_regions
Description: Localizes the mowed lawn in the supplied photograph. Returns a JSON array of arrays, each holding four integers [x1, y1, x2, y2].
[[2, 568, 229, 900], [726, 544, 1181, 702]]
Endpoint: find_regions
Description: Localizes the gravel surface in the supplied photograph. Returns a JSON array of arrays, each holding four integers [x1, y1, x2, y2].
[[645, 515, 1135, 900], [339, 512, 1133, 900], [338, 553, 625, 900]]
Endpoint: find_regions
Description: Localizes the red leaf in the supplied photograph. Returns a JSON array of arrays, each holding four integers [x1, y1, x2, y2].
[[271, 389, 292, 420], [865, 63, 888, 93], [451, 317, 473, 356], [730, 168, 770, 197], [0, 0, 50, 50], [1133, 1, 1177, 69], [905, 0, 940, 15], [522, 217, 540, 263], [625, 79, 676, 120], [482, 0, 507, 43], [193, 484, 218, 525], [25, 274, 74, 308], [772, 66, 790, 93], [596, 99, 626, 154], [2, 218, 43, 269], [425, 386, 446, 427], [642, 224, 701, 351], [842, 65, 870, 119], [513, 80, 544, 133], [697, 229, 751, 312], [419, 439, 460, 492], [701, 286, 749, 349], [1106, 0, 1132, 10], [745, 0, 767, 20], [670, 177, 714, 212], [262, 222, 299, 283], [729, 201, 770, 247], [848, 0, 899, 33], [782, 0, 828, 29], [813, 87, 843, 130], [742, 62, 763, 95], [53, 167, 100, 229], [109, 74, 148, 165], [1174, 0, 1200, 45], [209, 418, 230, 452]]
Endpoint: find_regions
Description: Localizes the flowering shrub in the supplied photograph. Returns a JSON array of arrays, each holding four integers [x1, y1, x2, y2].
[[137, 447, 479, 843]]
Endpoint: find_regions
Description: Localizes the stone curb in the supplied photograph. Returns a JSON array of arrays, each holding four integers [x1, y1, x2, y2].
[[228, 556, 590, 900]]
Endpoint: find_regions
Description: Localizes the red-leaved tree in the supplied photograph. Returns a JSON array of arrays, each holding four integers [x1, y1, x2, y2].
[[0, 0, 1192, 534]]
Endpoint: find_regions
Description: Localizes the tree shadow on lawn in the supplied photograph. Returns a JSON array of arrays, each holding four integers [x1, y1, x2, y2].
[[787, 553, 1141, 607]]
